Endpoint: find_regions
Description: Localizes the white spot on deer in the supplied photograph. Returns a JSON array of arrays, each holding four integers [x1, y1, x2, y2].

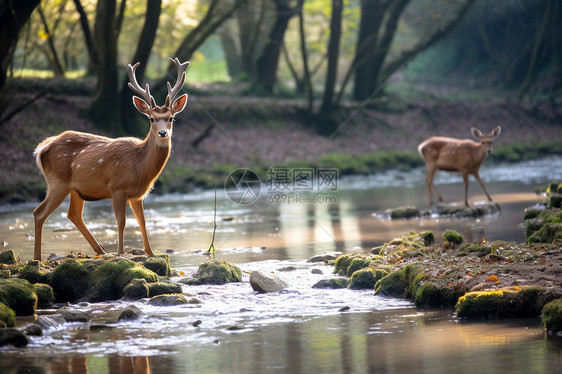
[[76, 164, 81, 168], [98, 158, 104, 164]]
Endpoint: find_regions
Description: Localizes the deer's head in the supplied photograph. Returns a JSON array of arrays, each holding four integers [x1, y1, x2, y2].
[[471, 126, 501, 155], [128, 58, 189, 147]]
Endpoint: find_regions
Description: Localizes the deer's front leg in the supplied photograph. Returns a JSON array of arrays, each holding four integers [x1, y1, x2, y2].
[[68, 191, 105, 255], [129, 199, 155, 257], [112, 192, 127, 255]]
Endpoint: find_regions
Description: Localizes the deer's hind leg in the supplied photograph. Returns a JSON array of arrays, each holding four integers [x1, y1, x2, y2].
[[67, 190, 105, 255], [425, 164, 443, 206], [34, 187, 70, 260]]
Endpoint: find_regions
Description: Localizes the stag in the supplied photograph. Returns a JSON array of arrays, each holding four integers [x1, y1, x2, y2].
[[33, 58, 189, 260], [417, 126, 502, 207]]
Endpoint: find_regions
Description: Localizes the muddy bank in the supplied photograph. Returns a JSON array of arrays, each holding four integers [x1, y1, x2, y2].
[[1, 90, 562, 203]]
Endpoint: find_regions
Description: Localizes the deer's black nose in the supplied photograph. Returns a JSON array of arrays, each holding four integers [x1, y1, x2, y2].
[[158, 130, 168, 138]]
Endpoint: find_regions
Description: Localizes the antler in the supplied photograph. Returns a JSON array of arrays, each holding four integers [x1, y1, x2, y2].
[[127, 62, 155, 107], [166, 57, 190, 106]]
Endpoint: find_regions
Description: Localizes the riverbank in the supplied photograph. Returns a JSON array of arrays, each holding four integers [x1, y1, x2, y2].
[[1, 84, 562, 203]]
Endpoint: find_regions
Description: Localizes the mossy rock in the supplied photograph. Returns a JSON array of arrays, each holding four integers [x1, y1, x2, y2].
[[542, 298, 562, 334], [375, 264, 424, 298], [0, 270, 10, 279], [148, 294, 201, 306], [0, 250, 18, 265], [0, 302, 16, 327], [379, 232, 432, 258], [122, 279, 149, 300], [148, 282, 182, 297], [19, 260, 51, 284], [50, 259, 92, 303], [334, 255, 354, 276], [346, 258, 372, 277], [443, 229, 464, 245], [143, 255, 171, 277], [312, 278, 349, 289], [455, 287, 549, 319], [390, 206, 420, 219], [50, 258, 157, 303], [527, 223, 562, 244], [33, 283, 54, 308], [413, 279, 466, 308], [193, 260, 241, 285], [0, 278, 37, 316], [349, 268, 389, 290], [86, 259, 158, 302]]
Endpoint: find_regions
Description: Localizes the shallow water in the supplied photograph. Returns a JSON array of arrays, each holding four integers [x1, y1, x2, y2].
[[0, 157, 562, 373]]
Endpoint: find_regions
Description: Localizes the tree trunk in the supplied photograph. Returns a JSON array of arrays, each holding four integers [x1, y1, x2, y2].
[[73, 0, 100, 74], [119, 0, 162, 136], [297, 0, 312, 113], [254, 0, 299, 94], [237, 0, 268, 79], [369, 0, 410, 93], [0, 0, 41, 90], [88, 0, 122, 134], [320, 0, 343, 113], [352, 0, 389, 101], [219, 29, 243, 79]]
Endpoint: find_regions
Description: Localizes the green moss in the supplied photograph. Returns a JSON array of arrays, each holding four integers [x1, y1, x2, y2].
[[122, 279, 149, 300], [443, 229, 464, 245], [0, 250, 18, 265], [455, 287, 548, 318], [334, 255, 354, 276], [0, 270, 10, 279], [148, 282, 182, 297], [143, 255, 171, 277], [33, 283, 54, 308], [312, 278, 349, 289], [87, 259, 157, 302], [375, 264, 424, 298], [19, 260, 50, 284], [194, 260, 242, 285], [530, 223, 562, 244], [50, 259, 92, 303], [542, 298, 562, 334], [346, 258, 372, 277], [0, 278, 37, 316], [349, 268, 389, 290], [0, 302, 16, 327]]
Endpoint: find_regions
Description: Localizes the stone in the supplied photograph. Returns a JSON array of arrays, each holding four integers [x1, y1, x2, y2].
[[117, 305, 144, 321], [147, 282, 182, 298], [0, 249, 18, 265], [18, 323, 42, 336], [147, 294, 202, 306], [122, 279, 149, 300], [0, 328, 29, 347], [388, 206, 420, 219], [59, 308, 90, 323], [35, 314, 66, 330], [312, 278, 349, 289], [249, 271, 288, 293]]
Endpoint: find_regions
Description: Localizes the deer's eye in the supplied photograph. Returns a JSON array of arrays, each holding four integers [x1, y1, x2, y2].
[[150, 117, 155, 123], [169, 117, 174, 123]]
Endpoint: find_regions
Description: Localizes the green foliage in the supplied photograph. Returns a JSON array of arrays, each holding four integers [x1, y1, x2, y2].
[[0, 302, 16, 328], [542, 298, 562, 334], [0, 279, 37, 316], [443, 230, 464, 245]]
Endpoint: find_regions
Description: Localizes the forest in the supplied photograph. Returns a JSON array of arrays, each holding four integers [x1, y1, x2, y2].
[[0, 0, 561, 202]]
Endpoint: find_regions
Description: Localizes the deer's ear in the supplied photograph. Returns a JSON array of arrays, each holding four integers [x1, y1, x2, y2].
[[171, 94, 188, 114], [492, 125, 502, 138], [470, 127, 482, 139], [132, 96, 151, 117]]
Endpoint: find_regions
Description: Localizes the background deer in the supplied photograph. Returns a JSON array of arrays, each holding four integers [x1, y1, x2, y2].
[[33, 58, 189, 260], [417, 126, 501, 207]]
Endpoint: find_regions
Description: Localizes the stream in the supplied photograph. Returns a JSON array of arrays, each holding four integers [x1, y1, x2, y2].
[[0, 157, 561, 373]]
